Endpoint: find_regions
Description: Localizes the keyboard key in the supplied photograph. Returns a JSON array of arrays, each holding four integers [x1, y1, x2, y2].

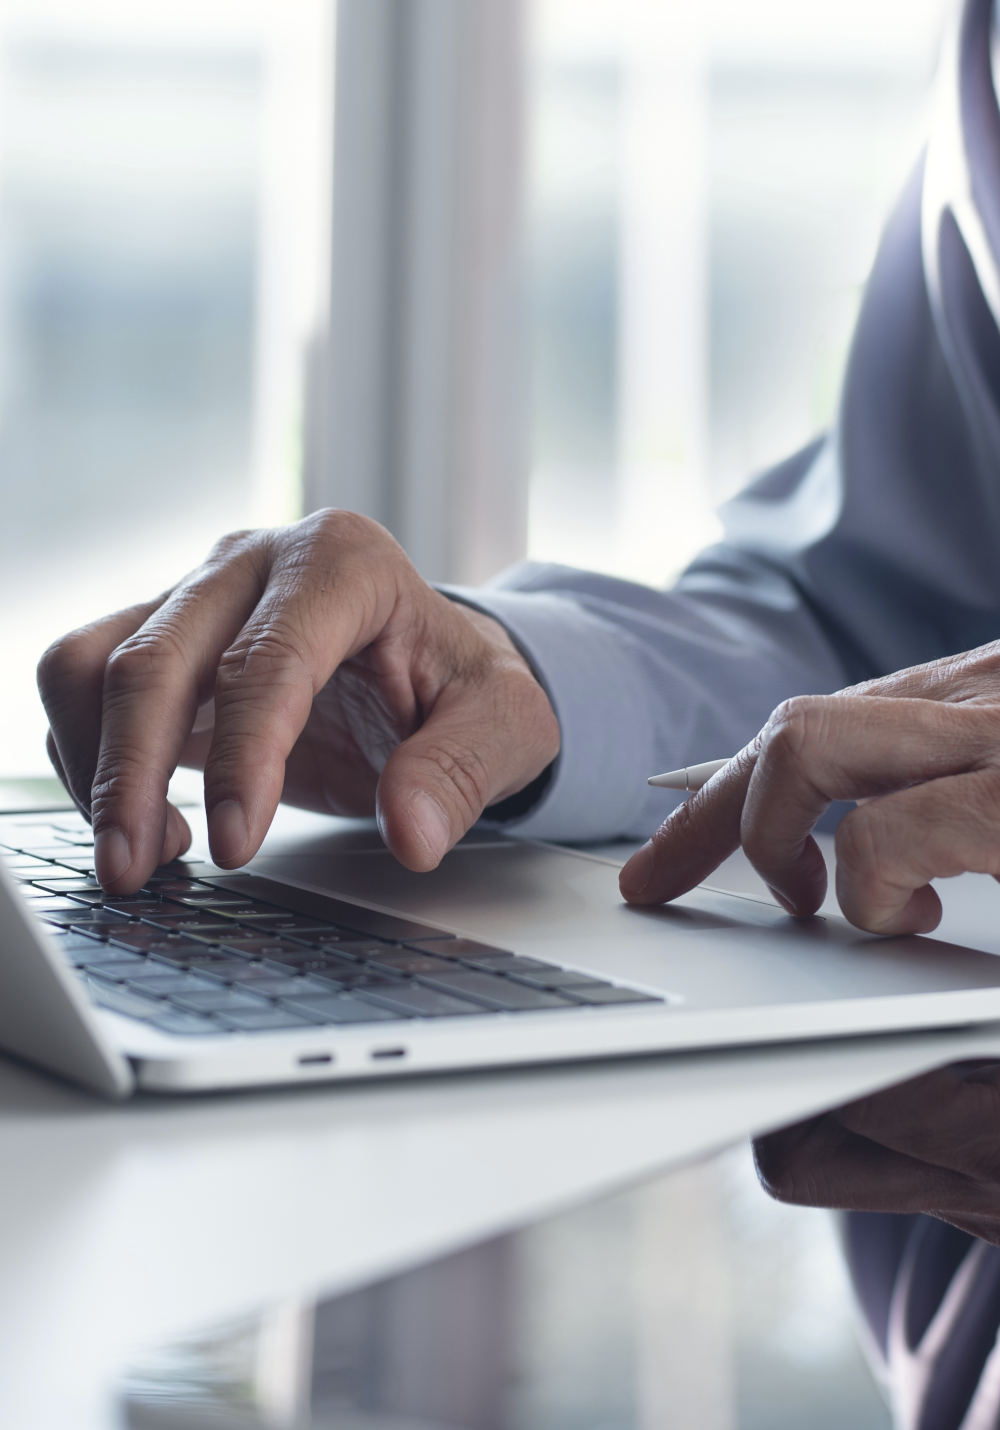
[[172, 988, 273, 1014], [212, 935, 309, 959], [40, 855, 96, 874], [505, 968, 610, 990], [356, 984, 489, 1018], [147, 1012, 222, 1036], [14, 842, 88, 858], [78, 956, 147, 978], [216, 1007, 320, 1032], [122, 968, 220, 994], [151, 860, 225, 881], [169, 890, 255, 908], [566, 985, 663, 1006], [460, 954, 555, 974], [206, 874, 455, 943], [87, 983, 166, 1021], [66, 911, 133, 932], [365, 951, 462, 976], [108, 927, 207, 954], [154, 952, 258, 976], [4, 859, 53, 876], [52, 932, 115, 963], [414, 970, 578, 1011], [278, 994, 400, 1024], [293, 929, 361, 946], [134, 909, 224, 929], [212, 907, 295, 926], [143, 873, 211, 890], [306, 964, 396, 988], [406, 937, 513, 959], [28, 875, 102, 892], [262, 948, 355, 971], [213, 971, 330, 998]]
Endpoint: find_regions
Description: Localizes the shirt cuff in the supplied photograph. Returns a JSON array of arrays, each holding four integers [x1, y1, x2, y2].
[[439, 581, 664, 844]]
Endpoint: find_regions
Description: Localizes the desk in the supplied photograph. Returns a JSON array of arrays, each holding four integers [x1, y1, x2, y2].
[[4, 836, 1000, 1427]]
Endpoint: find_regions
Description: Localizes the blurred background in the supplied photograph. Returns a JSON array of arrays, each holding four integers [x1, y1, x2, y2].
[[0, 0, 948, 774]]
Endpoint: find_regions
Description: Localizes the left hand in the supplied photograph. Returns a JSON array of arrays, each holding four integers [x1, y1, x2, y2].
[[619, 641, 1000, 935], [753, 1060, 1000, 1246]]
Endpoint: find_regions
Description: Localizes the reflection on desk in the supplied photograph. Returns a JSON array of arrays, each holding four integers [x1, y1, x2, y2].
[[121, 1061, 1000, 1430], [120, 1145, 888, 1430], [756, 1059, 1000, 1430]]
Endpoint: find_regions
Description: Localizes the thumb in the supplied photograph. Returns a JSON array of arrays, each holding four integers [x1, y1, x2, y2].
[[375, 682, 558, 871]]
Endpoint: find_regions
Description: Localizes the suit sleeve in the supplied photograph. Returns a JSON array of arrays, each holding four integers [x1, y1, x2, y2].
[[448, 0, 1000, 845]]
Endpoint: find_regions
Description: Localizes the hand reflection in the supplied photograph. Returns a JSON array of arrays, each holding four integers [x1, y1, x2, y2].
[[754, 1060, 1000, 1246]]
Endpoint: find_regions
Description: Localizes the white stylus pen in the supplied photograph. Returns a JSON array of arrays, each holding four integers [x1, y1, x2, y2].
[[647, 757, 730, 791]]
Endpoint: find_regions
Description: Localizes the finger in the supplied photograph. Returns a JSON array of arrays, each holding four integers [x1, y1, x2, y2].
[[833, 1064, 1000, 1179], [161, 803, 193, 866], [739, 695, 1000, 916], [46, 729, 88, 819], [847, 641, 1000, 704], [200, 514, 401, 867], [375, 671, 559, 871], [619, 742, 759, 903], [834, 769, 1000, 933], [38, 600, 164, 813], [88, 541, 268, 890], [47, 711, 190, 869], [621, 695, 1000, 911], [753, 1116, 989, 1216]]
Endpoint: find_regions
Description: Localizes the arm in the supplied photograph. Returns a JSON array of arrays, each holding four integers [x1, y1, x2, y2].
[[464, 0, 1000, 841]]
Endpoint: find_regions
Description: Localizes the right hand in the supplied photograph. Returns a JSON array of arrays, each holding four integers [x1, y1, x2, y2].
[[37, 510, 560, 893], [754, 1060, 1000, 1246]]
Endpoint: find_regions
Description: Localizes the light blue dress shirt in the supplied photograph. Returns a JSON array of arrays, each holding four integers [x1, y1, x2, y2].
[[453, 0, 1000, 846]]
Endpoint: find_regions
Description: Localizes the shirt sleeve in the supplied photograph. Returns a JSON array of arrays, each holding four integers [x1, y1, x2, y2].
[[448, 0, 1000, 845]]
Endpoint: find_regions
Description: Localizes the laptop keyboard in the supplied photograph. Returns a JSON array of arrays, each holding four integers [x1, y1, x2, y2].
[[1, 816, 663, 1036]]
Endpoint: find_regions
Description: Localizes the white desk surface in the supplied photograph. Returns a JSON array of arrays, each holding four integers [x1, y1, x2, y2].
[[6, 833, 1000, 1428]]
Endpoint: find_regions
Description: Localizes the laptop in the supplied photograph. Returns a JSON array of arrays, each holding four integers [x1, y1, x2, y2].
[[4, 800, 1000, 1099]]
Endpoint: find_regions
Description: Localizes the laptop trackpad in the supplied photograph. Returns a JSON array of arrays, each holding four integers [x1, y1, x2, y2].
[[249, 835, 1000, 1012]]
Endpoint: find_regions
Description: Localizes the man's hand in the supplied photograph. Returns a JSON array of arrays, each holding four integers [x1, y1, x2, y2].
[[38, 510, 560, 893], [753, 1060, 1000, 1246], [619, 643, 1000, 934]]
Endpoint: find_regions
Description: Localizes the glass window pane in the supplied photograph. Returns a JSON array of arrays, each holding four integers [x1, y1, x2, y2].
[[0, 0, 329, 774], [525, 0, 946, 585]]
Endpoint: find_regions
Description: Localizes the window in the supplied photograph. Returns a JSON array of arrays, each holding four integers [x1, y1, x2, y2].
[[1, 0, 329, 774], [525, 0, 947, 584]]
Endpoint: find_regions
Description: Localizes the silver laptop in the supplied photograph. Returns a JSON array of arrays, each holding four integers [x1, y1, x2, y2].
[[4, 801, 1000, 1099]]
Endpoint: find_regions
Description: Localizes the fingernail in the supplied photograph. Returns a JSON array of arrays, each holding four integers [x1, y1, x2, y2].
[[95, 827, 131, 887], [209, 798, 248, 864], [412, 790, 451, 865], [765, 884, 799, 916], [620, 841, 654, 899]]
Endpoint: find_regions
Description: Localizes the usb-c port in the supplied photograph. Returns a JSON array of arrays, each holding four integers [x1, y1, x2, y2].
[[298, 1053, 333, 1066], [370, 1046, 407, 1061]]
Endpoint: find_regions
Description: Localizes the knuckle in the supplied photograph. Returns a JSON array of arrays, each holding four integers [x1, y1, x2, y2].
[[304, 507, 386, 547], [762, 694, 826, 765], [652, 794, 697, 854], [37, 633, 85, 700], [205, 527, 255, 564], [420, 739, 493, 821], [103, 631, 185, 692], [90, 750, 165, 823], [217, 629, 310, 689]]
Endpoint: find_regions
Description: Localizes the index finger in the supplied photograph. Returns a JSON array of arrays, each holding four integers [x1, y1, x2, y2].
[[618, 741, 759, 902], [88, 543, 267, 889], [620, 694, 1000, 912], [200, 514, 401, 868]]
